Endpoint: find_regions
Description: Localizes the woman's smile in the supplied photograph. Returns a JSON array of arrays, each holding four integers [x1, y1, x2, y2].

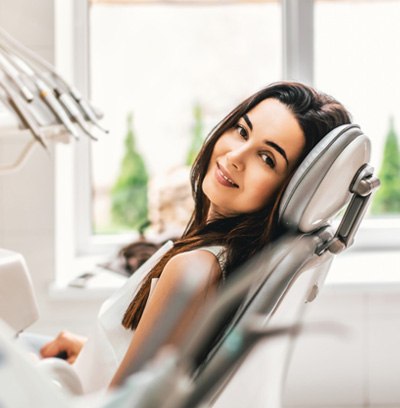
[[215, 162, 239, 188]]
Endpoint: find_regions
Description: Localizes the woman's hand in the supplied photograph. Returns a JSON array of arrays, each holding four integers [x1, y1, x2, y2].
[[40, 331, 87, 364]]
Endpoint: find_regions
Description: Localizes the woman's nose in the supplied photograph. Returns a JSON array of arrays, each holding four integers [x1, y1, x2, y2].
[[226, 146, 246, 171]]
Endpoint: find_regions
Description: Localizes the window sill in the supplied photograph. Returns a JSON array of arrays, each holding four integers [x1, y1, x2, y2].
[[50, 255, 128, 300], [325, 248, 400, 290], [48, 284, 119, 301], [49, 248, 399, 302]]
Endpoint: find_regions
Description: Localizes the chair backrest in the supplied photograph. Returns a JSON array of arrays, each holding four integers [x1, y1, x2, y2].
[[160, 124, 379, 408], [279, 124, 370, 232]]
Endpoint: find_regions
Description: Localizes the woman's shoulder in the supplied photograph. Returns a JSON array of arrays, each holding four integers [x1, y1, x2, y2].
[[163, 247, 223, 285], [167, 248, 221, 271]]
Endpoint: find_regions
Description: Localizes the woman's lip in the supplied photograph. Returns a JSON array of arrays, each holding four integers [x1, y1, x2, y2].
[[215, 163, 239, 188]]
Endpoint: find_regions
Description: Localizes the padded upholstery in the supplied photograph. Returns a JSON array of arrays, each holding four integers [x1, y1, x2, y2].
[[279, 124, 371, 232]]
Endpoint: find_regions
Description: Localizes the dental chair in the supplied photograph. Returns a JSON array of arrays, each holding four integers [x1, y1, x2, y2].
[[106, 123, 379, 408], [0, 123, 379, 408], [195, 123, 377, 408]]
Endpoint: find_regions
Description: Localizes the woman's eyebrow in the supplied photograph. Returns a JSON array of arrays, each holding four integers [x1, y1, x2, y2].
[[265, 141, 289, 167], [242, 113, 288, 167], [243, 114, 253, 130]]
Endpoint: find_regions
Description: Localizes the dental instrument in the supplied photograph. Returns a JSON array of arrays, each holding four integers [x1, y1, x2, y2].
[[0, 27, 108, 134], [0, 74, 48, 150], [55, 90, 98, 141], [34, 77, 80, 140], [0, 27, 107, 175], [67, 85, 109, 134], [0, 50, 33, 103], [7, 52, 99, 141]]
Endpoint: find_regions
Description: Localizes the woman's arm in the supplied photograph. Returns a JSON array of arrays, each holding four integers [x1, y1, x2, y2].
[[109, 249, 221, 388]]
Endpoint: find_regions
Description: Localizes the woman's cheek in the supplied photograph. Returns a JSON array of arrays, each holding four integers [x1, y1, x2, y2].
[[252, 176, 280, 207]]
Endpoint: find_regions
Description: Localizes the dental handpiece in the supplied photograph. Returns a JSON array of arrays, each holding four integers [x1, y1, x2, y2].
[[0, 76, 47, 150], [0, 50, 34, 102], [69, 86, 109, 134], [6, 52, 79, 140], [57, 91, 98, 141], [35, 78, 80, 140], [6, 55, 90, 140], [0, 27, 107, 135], [10, 53, 98, 141]]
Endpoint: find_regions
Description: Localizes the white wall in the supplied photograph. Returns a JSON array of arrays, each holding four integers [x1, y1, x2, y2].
[[0, 0, 56, 321], [0, 0, 103, 337], [0, 1, 399, 407], [285, 284, 400, 407]]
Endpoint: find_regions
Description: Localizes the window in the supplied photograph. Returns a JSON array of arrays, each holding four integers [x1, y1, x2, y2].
[[70, 0, 399, 257], [88, 0, 282, 245], [314, 0, 400, 247]]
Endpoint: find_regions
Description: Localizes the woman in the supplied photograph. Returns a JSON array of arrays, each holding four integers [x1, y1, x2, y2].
[[40, 81, 351, 391]]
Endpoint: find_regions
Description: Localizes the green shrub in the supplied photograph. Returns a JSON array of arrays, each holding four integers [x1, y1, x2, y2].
[[186, 102, 205, 166], [111, 113, 149, 230], [371, 117, 400, 214]]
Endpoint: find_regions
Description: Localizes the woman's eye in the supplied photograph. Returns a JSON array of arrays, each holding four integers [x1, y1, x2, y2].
[[235, 124, 248, 139], [261, 153, 275, 168]]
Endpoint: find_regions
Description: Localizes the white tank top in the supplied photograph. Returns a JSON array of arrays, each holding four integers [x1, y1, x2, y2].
[[197, 245, 227, 282], [72, 241, 227, 394]]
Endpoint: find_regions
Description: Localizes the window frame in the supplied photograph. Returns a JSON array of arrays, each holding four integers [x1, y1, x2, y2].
[[70, 0, 400, 257]]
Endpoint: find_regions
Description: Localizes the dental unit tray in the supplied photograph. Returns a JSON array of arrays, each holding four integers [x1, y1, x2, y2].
[[0, 26, 107, 174]]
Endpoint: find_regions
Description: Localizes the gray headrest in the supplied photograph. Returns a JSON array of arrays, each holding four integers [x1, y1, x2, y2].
[[279, 124, 371, 232]]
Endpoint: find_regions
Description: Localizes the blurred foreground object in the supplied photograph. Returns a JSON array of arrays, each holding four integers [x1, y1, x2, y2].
[[0, 249, 39, 335]]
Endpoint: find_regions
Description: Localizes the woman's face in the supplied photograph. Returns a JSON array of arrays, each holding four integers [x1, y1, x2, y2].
[[202, 98, 305, 219]]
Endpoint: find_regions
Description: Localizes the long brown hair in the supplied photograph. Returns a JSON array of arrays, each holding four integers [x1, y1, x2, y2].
[[122, 81, 351, 329]]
